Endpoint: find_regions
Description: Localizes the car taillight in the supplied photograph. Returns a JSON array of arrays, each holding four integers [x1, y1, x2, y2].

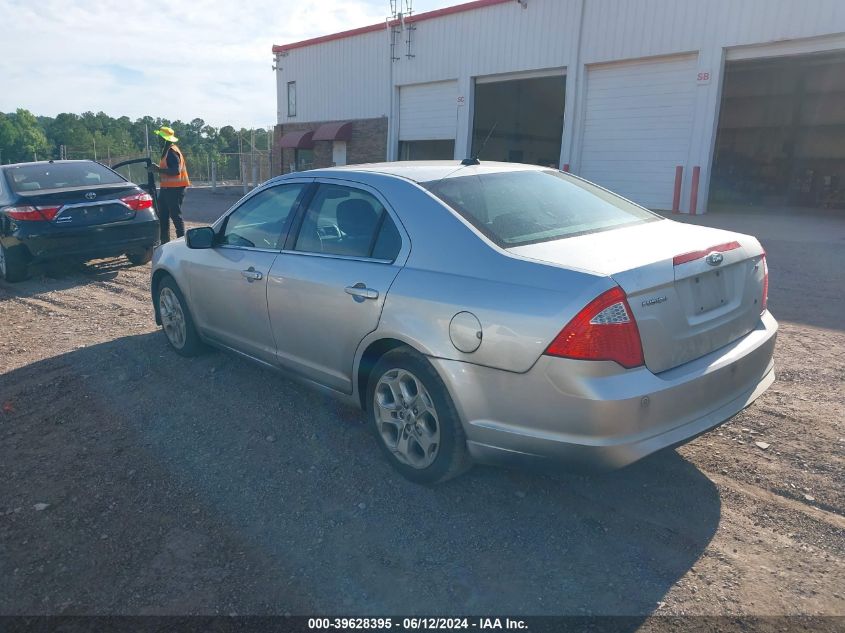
[[120, 192, 153, 211], [545, 286, 645, 369], [2, 205, 61, 221], [761, 252, 769, 313]]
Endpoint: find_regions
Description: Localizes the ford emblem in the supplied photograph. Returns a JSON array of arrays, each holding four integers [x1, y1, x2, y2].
[[85, 192, 97, 200], [706, 252, 724, 266]]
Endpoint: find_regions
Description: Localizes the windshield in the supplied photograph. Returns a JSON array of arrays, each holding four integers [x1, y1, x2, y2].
[[423, 169, 661, 247], [4, 162, 126, 193]]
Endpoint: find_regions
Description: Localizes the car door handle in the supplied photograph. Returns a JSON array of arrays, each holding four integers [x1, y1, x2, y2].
[[241, 267, 263, 282], [345, 283, 379, 300]]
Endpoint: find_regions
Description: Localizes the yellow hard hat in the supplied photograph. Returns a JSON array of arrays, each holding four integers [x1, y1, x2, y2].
[[154, 126, 179, 143]]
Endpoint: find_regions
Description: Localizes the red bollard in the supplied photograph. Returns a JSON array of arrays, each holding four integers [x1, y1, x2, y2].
[[689, 166, 701, 215], [672, 166, 683, 213]]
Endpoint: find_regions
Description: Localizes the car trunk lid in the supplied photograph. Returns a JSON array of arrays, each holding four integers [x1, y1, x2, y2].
[[509, 219, 767, 373], [18, 183, 141, 227]]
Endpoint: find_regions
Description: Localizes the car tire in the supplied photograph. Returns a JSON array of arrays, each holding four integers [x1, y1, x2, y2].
[[156, 276, 205, 357], [367, 347, 471, 484], [126, 247, 154, 266], [0, 243, 29, 283]]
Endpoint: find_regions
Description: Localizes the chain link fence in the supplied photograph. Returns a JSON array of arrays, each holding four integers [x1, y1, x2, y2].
[[58, 128, 275, 192], [60, 147, 273, 191]]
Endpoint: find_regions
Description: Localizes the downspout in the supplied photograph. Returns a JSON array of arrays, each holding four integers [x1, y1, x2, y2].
[[386, 19, 396, 162], [562, 0, 587, 171], [273, 52, 282, 175]]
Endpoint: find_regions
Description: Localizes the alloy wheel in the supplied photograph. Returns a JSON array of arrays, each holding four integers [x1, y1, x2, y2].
[[374, 368, 441, 469], [159, 286, 187, 349]]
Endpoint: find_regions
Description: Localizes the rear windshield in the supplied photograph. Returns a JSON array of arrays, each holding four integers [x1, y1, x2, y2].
[[423, 170, 660, 247], [4, 162, 125, 193]]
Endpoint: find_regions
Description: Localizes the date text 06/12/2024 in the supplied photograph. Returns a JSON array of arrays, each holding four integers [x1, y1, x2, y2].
[[307, 618, 528, 630]]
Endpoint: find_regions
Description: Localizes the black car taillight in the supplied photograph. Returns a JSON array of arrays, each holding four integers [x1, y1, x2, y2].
[[2, 205, 62, 221], [120, 192, 153, 211]]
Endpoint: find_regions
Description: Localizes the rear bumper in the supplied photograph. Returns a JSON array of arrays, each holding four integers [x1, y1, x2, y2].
[[431, 310, 778, 471], [8, 212, 159, 262]]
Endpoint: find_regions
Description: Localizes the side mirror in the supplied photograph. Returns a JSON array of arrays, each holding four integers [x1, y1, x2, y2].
[[185, 226, 215, 249]]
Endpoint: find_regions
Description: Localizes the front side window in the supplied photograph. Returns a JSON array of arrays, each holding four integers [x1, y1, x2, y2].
[[287, 81, 297, 117], [294, 184, 401, 260], [221, 183, 305, 249], [423, 170, 660, 247]]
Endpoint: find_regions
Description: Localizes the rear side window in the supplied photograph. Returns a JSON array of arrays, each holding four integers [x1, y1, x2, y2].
[[371, 217, 402, 261], [423, 170, 660, 247], [5, 162, 126, 193], [294, 184, 401, 261]]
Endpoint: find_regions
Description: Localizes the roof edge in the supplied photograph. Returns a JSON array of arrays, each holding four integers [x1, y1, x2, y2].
[[272, 0, 512, 54]]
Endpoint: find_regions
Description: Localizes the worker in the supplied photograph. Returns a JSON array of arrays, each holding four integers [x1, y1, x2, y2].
[[148, 126, 190, 244]]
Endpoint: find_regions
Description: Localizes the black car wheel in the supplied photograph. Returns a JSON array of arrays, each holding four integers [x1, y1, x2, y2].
[[368, 347, 471, 484], [0, 243, 29, 283], [126, 247, 154, 266]]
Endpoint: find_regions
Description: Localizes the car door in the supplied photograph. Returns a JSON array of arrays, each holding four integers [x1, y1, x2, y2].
[[266, 179, 409, 393], [186, 181, 310, 363]]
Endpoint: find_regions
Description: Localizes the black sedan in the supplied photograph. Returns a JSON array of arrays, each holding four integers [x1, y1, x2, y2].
[[0, 160, 159, 282]]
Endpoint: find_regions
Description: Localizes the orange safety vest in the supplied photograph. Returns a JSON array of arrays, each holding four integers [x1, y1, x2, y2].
[[159, 144, 191, 188]]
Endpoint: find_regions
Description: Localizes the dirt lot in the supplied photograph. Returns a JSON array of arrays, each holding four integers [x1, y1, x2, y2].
[[0, 196, 843, 616]]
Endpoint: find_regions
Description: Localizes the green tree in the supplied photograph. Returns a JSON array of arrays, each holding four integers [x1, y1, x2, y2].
[[0, 113, 19, 163], [46, 113, 92, 158], [4, 109, 50, 162], [0, 109, 267, 179]]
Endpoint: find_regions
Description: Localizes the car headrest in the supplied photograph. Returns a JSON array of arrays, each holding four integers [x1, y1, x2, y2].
[[336, 199, 379, 237]]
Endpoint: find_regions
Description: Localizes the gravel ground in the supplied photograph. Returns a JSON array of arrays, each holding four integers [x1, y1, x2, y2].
[[0, 200, 842, 616]]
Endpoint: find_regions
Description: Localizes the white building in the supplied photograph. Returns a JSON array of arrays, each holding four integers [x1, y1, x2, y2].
[[273, 0, 845, 213]]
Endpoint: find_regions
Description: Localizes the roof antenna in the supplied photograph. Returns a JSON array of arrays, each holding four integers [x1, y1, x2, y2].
[[462, 121, 497, 166]]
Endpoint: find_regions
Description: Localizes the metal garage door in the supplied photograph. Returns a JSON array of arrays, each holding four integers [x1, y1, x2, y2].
[[399, 80, 458, 141], [579, 55, 697, 209]]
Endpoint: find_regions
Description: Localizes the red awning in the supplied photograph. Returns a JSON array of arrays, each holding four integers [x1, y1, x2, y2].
[[279, 130, 315, 149], [312, 121, 353, 142]]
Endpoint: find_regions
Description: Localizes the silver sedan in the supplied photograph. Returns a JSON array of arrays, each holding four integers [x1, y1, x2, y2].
[[150, 162, 777, 483]]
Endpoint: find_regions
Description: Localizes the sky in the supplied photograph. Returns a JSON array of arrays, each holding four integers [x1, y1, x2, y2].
[[0, 0, 455, 128]]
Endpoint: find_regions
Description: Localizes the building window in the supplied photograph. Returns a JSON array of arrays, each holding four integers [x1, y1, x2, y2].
[[294, 148, 313, 171], [287, 81, 297, 117]]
